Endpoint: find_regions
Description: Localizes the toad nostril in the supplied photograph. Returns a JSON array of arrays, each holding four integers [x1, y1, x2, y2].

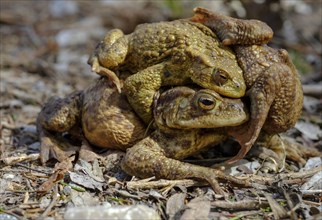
[[229, 103, 242, 112]]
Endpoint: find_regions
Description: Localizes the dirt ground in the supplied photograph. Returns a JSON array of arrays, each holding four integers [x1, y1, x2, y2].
[[0, 1, 321, 219]]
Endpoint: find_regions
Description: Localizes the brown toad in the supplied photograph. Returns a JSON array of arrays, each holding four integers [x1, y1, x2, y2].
[[37, 78, 146, 164], [191, 8, 304, 168], [121, 86, 318, 193], [88, 19, 245, 123], [37, 78, 318, 194]]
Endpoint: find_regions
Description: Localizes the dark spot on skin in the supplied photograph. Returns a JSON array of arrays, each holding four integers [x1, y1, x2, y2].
[[161, 132, 175, 140], [181, 140, 192, 148], [163, 69, 172, 78]]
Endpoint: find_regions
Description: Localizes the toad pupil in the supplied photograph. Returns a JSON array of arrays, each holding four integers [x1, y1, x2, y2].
[[213, 69, 228, 86], [200, 97, 214, 106]]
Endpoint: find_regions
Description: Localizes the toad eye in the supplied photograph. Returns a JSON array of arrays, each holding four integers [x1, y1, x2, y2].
[[213, 69, 229, 86], [198, 95, 216, 110]]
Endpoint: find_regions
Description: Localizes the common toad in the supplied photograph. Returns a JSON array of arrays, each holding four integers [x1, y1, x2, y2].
[[88, 19, 245, 123], [37, 78, 146, 164], [122, 86, 251, 195], [191, 8, 304, 169], [37, 78, 317, 193]]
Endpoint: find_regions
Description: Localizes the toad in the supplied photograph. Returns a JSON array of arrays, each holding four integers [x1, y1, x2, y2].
[[87, 19, 246, 123], [38, 78, 318, 193], [191, 8, 304, 168], [37, 78, 146, 164], [123, 86, 251, 195], [37, 77, 249, 194]]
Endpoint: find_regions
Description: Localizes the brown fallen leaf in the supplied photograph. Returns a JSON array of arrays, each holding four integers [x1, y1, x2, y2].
[[79, 140, 101, 162], [38, 156, 74, 193]]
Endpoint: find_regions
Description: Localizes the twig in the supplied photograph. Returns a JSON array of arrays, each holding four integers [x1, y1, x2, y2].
[[265, 193, 288, 219], [160, 182, 177, 195], [59, 180, 86, 192], [0, 121, 16, 130], [231, 210, 264, 219], [40, 184, 59, 218], [15, 163, 51, 175], [211, 200, 268, 210], [7, 190, 37, 194], [240, 166, 322, 185], [126, 178, 204, 190], [114, 189, 142, 200], [302, 199, 321, 207], [277, 166, 322, 179], [301, 189, 322, 195], [2, 153, 39, 165], [19, 202, 40, 209], [23, 191, 30, 204], [127, 166, 322, 190], [302, 84, 322, 97]]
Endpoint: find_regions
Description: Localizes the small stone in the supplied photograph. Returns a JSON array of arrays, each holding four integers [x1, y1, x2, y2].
[[64, 204, 160, 220]]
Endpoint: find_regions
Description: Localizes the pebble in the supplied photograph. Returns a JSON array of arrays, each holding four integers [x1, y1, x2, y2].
[[64, 204, 160, 220]]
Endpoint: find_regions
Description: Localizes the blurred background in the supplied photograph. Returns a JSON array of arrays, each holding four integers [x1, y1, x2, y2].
[[1, 0, 321, 150]]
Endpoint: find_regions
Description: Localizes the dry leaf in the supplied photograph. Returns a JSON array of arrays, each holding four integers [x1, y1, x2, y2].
[[38, 156, 74, 192], [166, 193, 186, 220], [295, 121, 322, 140], [180, 196, 210, 220]]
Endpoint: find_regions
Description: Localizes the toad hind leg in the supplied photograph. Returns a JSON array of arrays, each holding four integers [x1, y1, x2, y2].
[[252, 134, 322, 172], [251, 133, 286, 173], [191, 7, 273, 46], [282, 137, 322, 166], [122, 133, 251, 195]]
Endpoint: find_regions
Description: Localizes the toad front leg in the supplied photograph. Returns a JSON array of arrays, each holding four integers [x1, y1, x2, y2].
[[88, 29, 129, 92], [124, 63, 190, 124], [226, 63, 283, 163], [123, 64, 164, 124], [37, 92, 83, 164], [122, 130, 251, 195]]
